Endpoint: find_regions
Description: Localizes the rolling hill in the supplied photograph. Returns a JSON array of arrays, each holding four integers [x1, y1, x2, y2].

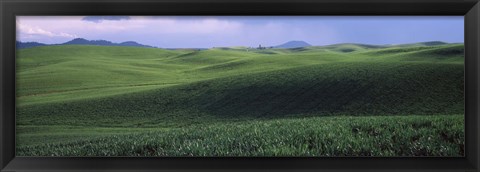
[[16, 44, 464, 124], [390, 41, 449, 47], [15, 42, 465, 156]]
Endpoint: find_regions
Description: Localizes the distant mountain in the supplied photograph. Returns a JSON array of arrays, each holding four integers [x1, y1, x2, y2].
[[62, 38, 114, 46], [16, 41, 47, 49], [62, 38, 155, 48], [274, 41, 311, 48], [17, 38, 156, 49], [119, 41, 149, 47]]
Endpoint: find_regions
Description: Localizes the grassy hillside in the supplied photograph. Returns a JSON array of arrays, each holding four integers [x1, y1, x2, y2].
[[15, 43, 465, 156]]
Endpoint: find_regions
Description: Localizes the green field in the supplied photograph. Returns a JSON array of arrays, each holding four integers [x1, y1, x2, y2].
[[16, 42, 465, 156]]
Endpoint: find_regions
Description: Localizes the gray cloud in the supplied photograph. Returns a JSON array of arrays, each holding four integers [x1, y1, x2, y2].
[[82, 16, 131, 23]]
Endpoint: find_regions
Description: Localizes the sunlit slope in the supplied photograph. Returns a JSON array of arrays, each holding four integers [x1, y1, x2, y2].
[[17, 44, 463, 96], [315, 43, 385, 53], [17, 46, 192, 97], [357, 44, 464, 62], [15, 45, 352, 106]]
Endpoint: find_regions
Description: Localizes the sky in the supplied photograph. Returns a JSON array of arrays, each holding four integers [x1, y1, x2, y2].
[[16, 16, 464, 48]]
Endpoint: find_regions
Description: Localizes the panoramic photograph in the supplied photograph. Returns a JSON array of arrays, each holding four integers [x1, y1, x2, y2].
[[16, 16, 464, 157]]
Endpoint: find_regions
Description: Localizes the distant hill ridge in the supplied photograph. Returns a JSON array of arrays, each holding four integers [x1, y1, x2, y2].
[[274, 41, 312, 48], [419, 41, 448, 46], [16, 42, 47, 49], [17, 39, 457, 50], [17, 38, 156, 49]]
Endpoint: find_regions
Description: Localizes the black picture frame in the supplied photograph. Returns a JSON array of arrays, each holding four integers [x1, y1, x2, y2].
[[1, 0, 479, 171]]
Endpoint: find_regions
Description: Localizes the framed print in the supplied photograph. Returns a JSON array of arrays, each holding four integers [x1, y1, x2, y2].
[[1, 0, 479, 171]]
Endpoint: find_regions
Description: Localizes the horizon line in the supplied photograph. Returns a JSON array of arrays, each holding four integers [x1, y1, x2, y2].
[[16, 38, 465, 49]]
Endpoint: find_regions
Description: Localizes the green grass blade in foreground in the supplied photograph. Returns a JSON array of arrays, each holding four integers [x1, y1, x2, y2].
[[17, 115, 464, 157]]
